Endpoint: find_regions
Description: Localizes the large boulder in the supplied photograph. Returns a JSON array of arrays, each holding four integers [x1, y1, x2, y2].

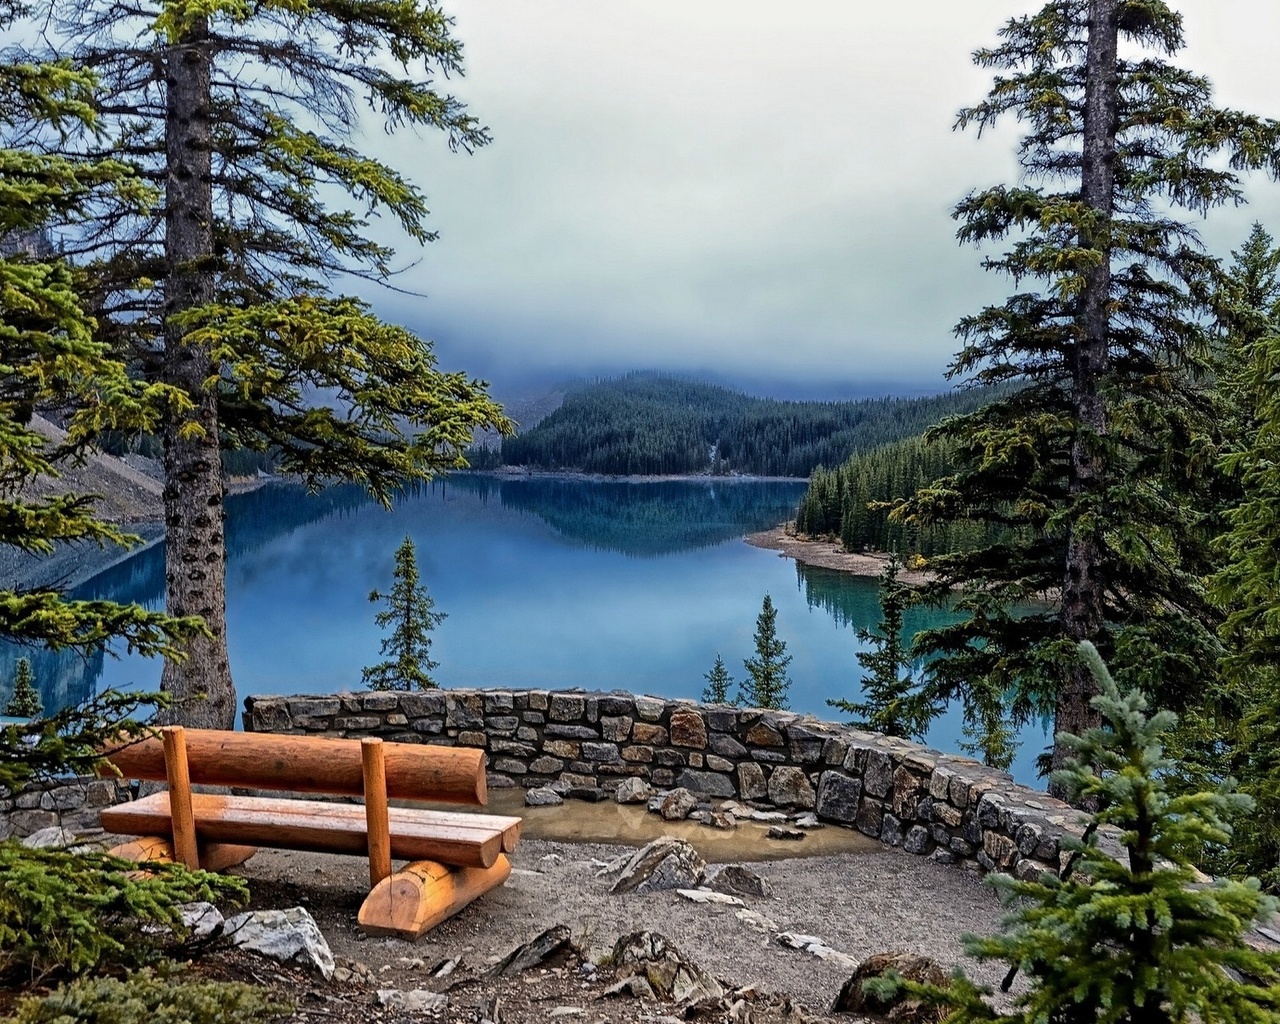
[[660, 787, 698, 821], [610, 836, 706, 895], [609, 931, 724, 1005], [703, 863, 772, 898], [832, 950, 949, 1022], [223, 907, 335, 980], [614, 777, 653, 804]]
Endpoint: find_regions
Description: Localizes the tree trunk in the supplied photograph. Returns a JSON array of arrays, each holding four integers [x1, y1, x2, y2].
[[1051, 0, 1118, 796], [159, 21, 236, 729]]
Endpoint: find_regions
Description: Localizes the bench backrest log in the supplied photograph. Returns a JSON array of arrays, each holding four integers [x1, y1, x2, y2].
[[102, 729, 488, 806]]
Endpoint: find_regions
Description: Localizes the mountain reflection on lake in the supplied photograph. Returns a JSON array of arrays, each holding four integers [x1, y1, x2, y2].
[[3, 477, 1048, 784]]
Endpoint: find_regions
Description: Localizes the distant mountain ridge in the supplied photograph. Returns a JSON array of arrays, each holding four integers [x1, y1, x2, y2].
[[494, 373, 995, 477]]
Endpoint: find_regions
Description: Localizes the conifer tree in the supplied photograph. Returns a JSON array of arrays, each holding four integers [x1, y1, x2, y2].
[[876, 642, 1280, 1024], [893, 0, 1280, 793], [5, 0, 512, 728], [5, 659, 42, 718], [363, 537, 445, 692], [829, 552, 931, 739], [702, 654, 735, 705], [740, 594, 792, 710]]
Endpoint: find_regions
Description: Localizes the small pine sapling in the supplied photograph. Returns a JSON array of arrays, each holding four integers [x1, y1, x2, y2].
[[702, 654, 735, 704], [363, 537, 446, 691], [4, 659, 41, 718], [739, 594, 792, 710], [829, 552, 932, 738], [871, 642, 1280, 1024]]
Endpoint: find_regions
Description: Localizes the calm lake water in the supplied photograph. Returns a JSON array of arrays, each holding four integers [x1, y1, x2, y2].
[[15, 477, 1046, 784]]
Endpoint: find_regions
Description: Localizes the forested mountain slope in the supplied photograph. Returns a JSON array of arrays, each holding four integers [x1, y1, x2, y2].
[[498, 374, 994, 477]]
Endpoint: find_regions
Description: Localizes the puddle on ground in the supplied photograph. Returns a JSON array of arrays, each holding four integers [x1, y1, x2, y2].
[[416, 789, 879, 863]]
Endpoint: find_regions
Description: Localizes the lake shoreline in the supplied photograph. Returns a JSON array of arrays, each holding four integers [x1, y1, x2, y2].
[[464, 468, 810, 484], [744, 523, 937, 585]]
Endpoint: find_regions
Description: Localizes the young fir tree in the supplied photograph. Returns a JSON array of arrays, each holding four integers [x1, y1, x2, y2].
[[829, 552, 932, 739], [702, 654, 735, 705], [5, 659, 42, 718], [5, 0, 512, 728], [876, 642, 1280, 1024], [739, 594, 792, 711], [363, 537, 445, 692], [893, 0, 1280, 795]]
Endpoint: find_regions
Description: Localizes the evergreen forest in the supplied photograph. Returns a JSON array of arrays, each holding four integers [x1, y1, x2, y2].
[[498, 373, 997, 476]]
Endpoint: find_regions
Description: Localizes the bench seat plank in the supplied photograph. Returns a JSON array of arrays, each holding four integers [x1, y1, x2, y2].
[[102, 793, 514, 869]]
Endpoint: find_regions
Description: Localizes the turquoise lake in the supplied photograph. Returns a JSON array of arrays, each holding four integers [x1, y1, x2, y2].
[[18, 477, 1047, 784]]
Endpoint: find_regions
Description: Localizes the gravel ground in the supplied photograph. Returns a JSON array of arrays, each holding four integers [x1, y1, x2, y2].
[[237, 835, 1010, 1014]]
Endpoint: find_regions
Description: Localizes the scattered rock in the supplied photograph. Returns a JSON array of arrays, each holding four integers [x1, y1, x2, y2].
[[179, 902, 225, 941], [611, 836, 707, 895], [594, 852, 631, 877], [614, 777, 653, 804], [735, 908, 779, 933], [777, 932, 859, 971], [429, 957, 460, 978], [704, 863, 773, 898], [602, 975, 657, 1000], [748, 810, 789, 823], [706, 811, 738, 830], [376, 990, 449, 1013], [525, 787, 564, 807], [20, 826, 100, 852], [548, 1008, 584, 1018], [223, 907, 336, 980], [676, 887, 745, 907], [832, 951, 949, 1023], [793, 813, 824, 829], [610, 931, 725, 1005], [767, 826, 806, 841], [487, 924, 578, 977], [661, 787, 699, 821]]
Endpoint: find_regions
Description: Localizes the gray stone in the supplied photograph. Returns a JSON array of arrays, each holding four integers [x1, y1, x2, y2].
[[580, 742, 620, 762], [287, 698, 341, 718], [704, 863, 771, 898], [10, 809, 57, 835], [361, 692, 400, 711], [705, 754, 734, 772], [611, 837, 707, 895], [400, 692, 446, 717], [484, 692, 516, 713], [766, 826, 805, 841], [614, 777, 653, 804], [661, 788, 699, 821], [40, 787, 88, 812], [634, 696, 666, 721], [863, 750, 894, 798], [549, 694, 585, 721], [709, 734, 747, 758], [601, 716, 633, 742], [609, 931, 723, 1005], [738, 762, 766, 801], [224, 907, 335, 980], [815, 771, 862, 823], [767, 766, 816, 809], [486, 716, 520, 732], [675, 769, 736, 798], [525, 787, 564, 807], [544, 724, 600, 739], [528, 756, 564, 774], [599, 695, 636, 716], [705, 811, 737, 830], [832, 951, 947, 1021], [377, 990, 449, 1012], [903, 825, 933, 855], [880, 813, 904, 846], [491, 758, 528, 775]]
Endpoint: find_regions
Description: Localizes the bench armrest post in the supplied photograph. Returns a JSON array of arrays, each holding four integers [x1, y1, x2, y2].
[[161, 726, 200, 870], [361, 738, 392, 887]]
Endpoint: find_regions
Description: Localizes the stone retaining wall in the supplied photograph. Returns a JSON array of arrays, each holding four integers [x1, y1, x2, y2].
[[0, 775, 129, 840], [244, 690, 1077, 880]]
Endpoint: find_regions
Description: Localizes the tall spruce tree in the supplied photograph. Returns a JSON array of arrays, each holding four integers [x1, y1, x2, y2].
[[363, 536, 444, 692], [877, 642, 1280, 1024], [894, 0, 1280, 793], [4, 0, 511, 727], [829, 552, 931, 739], [740, 594, 792, 711]]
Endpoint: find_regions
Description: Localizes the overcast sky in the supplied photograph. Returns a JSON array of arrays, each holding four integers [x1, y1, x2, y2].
[[360, 1, 1280, 398]]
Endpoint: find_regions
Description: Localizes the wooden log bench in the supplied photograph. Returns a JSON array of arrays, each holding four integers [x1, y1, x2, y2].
[[98, 726, 521, 940]]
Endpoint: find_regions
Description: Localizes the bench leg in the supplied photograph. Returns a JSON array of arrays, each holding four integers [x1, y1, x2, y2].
[[358, 854, 512, 941], [108, 836, 257, 872]]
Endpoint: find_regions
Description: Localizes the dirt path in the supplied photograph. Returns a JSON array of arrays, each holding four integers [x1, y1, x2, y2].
[[236, 836, 1008, 1018]]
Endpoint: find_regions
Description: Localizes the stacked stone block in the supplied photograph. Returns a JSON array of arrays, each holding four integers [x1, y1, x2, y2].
[[0, 776, 128, 840], [244, 689, 1079, 879]]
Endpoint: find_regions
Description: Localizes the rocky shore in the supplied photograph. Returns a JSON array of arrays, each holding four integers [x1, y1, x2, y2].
[[744, 525, 935, 584]]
